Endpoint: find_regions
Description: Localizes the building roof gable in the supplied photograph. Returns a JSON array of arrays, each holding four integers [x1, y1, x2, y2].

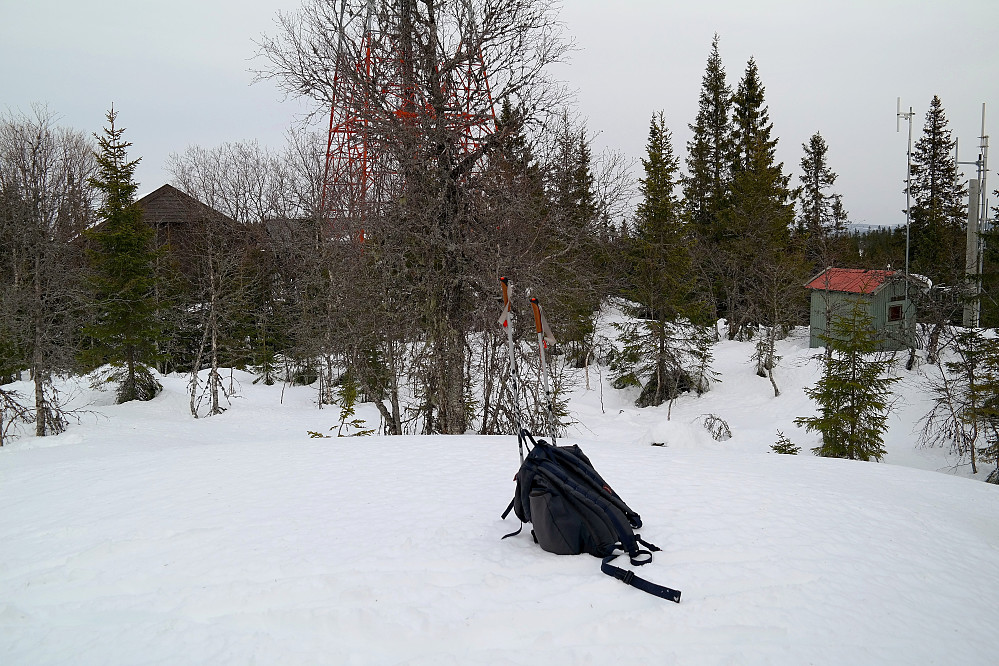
[[804, 268, 897, 295], [135, 184, 231, 226]]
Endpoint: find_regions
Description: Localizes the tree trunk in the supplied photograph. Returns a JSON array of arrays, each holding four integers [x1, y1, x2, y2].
[[33, 368, 45, 437], [124, 345, 136, 403], [926, 322, 944, 365], [431, 321, 467, 434], [33, 255, 46, 437], [190, 315, 209, 418], [210, 284, 221, 416]]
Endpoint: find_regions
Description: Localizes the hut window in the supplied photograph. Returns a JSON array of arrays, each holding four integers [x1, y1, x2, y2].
[[888, 304, 903, 321]]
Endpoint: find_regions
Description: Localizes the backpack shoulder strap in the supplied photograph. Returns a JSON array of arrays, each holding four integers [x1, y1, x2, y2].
[[601, 553, 681, 603], [545, 445, 644, 529]]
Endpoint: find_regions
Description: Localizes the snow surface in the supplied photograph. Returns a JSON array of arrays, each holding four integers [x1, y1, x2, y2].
[[2, 328, 999, 664]]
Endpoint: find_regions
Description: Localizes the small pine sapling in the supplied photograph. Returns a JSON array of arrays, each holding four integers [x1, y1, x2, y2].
[[540, 346, 575, 438], [333, 374, 375, 437], [771, 429, 800, 454]]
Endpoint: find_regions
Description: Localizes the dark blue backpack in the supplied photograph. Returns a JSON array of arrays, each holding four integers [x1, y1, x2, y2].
[[502, 430, 681, 603]]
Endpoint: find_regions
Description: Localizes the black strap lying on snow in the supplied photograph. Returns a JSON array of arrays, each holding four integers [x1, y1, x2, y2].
[[501, 522, 523, 540], [601, 553, 681, 603]]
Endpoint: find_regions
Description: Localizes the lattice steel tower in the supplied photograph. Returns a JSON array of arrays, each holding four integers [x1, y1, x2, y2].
[[319, 0, 496, 231]]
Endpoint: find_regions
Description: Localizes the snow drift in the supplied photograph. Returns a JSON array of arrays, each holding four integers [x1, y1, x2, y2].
[[2, 329, 998, 664]]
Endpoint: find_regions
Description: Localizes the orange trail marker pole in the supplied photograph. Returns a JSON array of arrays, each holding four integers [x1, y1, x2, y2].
[[498, 277, 526, 463], [529, 296, 557, 445]]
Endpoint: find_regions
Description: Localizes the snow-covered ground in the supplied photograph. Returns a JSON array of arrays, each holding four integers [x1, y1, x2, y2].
[[2, 328, 998, 664]]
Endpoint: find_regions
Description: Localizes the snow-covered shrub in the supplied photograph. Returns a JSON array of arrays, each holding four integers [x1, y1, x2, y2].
[[701, 413, 732, 441]]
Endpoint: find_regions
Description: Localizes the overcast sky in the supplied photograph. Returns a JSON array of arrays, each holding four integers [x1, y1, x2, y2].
[[3, 0, 997, 227]]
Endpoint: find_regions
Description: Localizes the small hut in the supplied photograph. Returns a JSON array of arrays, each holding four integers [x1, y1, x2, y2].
[[804, 268, 914, 351]]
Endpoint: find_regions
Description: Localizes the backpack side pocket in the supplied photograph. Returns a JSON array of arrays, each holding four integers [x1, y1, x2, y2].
[[529, 487, 584, 555]]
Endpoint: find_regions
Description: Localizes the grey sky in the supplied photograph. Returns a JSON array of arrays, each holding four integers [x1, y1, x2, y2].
[[3, 0, 997, 227]]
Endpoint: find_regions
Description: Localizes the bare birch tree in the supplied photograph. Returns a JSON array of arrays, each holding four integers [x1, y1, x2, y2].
[[0, 106, 94, 436], [167, 145, 271, 416]]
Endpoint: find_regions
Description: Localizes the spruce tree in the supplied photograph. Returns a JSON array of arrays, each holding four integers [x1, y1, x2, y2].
[[972, 336, 999, 482], [796, 132, 851, 270], [635, 112, 683, 249], [982, 192, 999, 327], [717, 58, 796, 339], [494, 99, 539, 182], [684, 34, 734, 237], [908, 95, 967, 286], [795, 298, 899, 461], [797, 132, 847, 238], [84, 107, 161, 403], [728, 57, 793, 233], [544, 114, 601, 364], [943, 329, 992, 474], [905, 96, 968, 364], [731, 58, 773, 176], [614, 112, 710, 409], [683, 34, 734, 328], [920, 328, 999, 477]]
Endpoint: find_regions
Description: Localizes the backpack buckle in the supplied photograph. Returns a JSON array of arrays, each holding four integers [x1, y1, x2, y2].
[[621, 570, 635, 585]]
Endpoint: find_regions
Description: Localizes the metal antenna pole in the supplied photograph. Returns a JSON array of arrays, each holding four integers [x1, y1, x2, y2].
[[897, 98, 916, 340], [958, 103, 990, 327], [976, 104, 989, 326], [979, 103, 989, 235], [897, 98, 915, 278]]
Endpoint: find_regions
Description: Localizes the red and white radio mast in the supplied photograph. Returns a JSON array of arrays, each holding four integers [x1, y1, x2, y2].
[[318, 0, 496, 231]]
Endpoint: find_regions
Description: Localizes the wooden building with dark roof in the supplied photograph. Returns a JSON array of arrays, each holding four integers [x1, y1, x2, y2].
[[135, 184, 233, 263]]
